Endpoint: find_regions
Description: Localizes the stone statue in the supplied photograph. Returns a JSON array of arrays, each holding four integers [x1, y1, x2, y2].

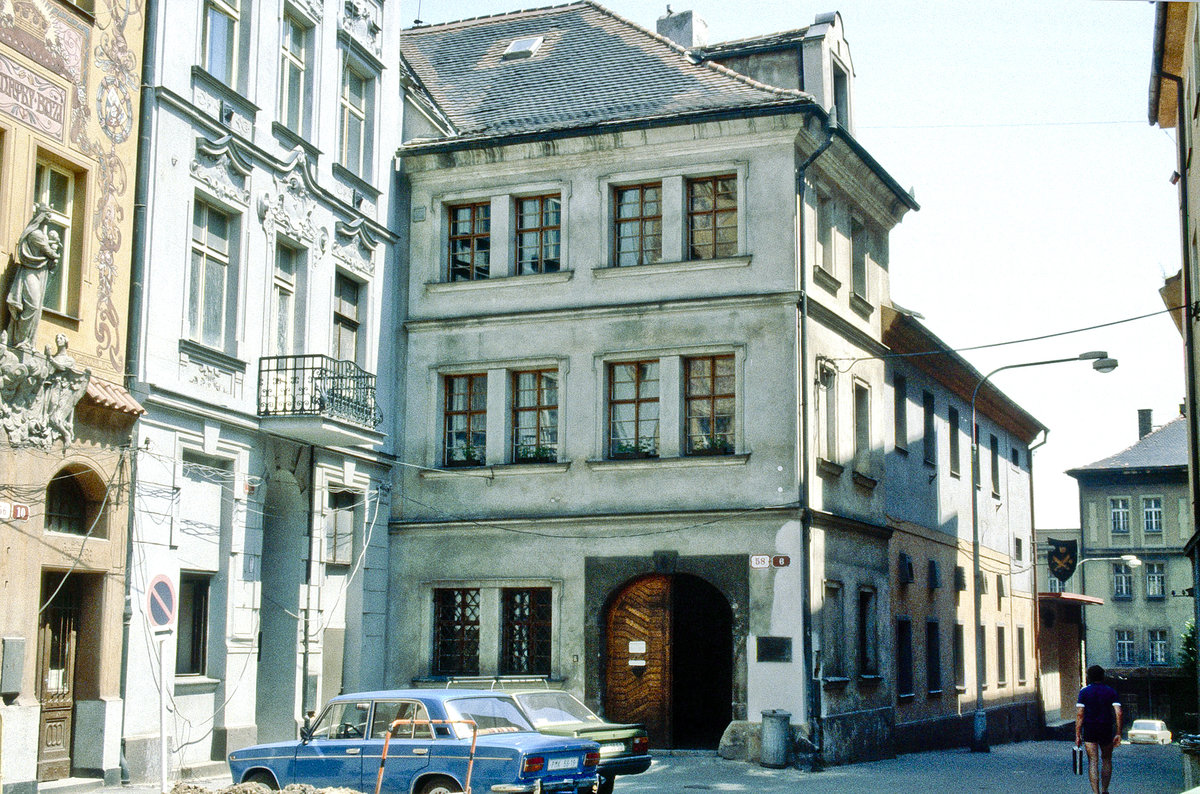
[[41, 334, 88, 446], [6, 204, 62, 350]]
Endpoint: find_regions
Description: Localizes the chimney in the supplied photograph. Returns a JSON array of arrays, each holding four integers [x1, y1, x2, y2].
[[1138, 408, 1153, 439], [657, 8, 708, 48]]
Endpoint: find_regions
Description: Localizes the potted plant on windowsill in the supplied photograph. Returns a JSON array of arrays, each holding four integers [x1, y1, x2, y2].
[[689, 436, 734, 456], [610, 440, 659, 459], [515, 445, 557, 464], [446, 443, 484, 467]]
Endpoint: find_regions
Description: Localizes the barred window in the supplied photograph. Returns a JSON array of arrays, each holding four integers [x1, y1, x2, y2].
[[45, 472, 87, 535], [500, 588, 552, 675], [433, 588, 480, 676]]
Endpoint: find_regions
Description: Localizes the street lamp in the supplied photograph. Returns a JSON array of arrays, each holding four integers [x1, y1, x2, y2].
[[970, 351, 1118, 752]]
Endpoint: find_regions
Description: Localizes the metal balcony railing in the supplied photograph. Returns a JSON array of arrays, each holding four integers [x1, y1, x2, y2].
[[258, 354, 382, 428]]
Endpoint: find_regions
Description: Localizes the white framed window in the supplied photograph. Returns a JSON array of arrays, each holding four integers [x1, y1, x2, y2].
[[33, 160, 78, 316], [332, 272, 362, 364], [339, 59, 373, 178], [1110, 497, 1130, 534], [203, 0, 240, 86], [324, 489, 358, 566], [189, 198, 238, 351], [272, 243, 303, 355], [850, 217, 868, 300], [279, 12, 311, 134], [818, 365, 836, 463], [816, 194, 834, 276], [1115, 629, 1134, 665], [1145, 562, 1165, 599], [1112, 563, 1133, 600], [853, 380, 870, 470], [1143, 496, 1163, 534], [1149, 629, 1168, 665]]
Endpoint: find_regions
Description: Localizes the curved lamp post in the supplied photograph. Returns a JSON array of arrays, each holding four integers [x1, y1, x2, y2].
[[970, 351, 1118, 752]]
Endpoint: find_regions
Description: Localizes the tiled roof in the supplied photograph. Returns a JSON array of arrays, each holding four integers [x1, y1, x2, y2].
[[695, 28, 811, 59], [1067, 415, 1187, 474], [83, 377, 145, 415], [399, 1, 812, 146]]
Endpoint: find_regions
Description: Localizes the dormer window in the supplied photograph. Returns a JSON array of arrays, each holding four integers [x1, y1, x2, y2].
[[502, 35, 544, 60], [832, 60, 849, 128]]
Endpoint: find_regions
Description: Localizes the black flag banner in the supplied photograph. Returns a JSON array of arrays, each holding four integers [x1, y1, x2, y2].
[[1048, 538, 1078, 583]]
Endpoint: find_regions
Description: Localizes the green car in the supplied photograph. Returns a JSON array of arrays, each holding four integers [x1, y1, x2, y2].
[[510, 689, 650, 794]]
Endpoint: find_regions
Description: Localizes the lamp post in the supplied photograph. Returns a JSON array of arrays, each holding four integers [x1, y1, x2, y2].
[[970, 351, 1118, 752]]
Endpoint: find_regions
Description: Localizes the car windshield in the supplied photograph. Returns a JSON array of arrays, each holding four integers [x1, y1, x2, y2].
[[1132, 720, 1162, 730], [444, 696, 534, 737], [514, 691, 605, 727]]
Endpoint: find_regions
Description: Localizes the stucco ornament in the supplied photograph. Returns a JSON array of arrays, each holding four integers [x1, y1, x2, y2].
[[190, 135, 253, 206], [341, 0, 382, 57], [6, 204, 62, 350], [333, 217, 377, 278], [0, 331, 90, 449], [259, 151, 324, 245]]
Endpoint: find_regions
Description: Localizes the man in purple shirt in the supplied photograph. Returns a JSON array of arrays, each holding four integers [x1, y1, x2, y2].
[[1075, 665, 1122, 794]]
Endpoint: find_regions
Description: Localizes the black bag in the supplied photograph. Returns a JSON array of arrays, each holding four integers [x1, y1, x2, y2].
[[1072, 745, 1085, 775]]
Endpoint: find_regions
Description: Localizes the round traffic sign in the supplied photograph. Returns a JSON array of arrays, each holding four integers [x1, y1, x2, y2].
[[147, 574, 176, 627]]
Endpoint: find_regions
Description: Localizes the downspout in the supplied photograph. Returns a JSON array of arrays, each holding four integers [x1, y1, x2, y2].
[[1026, 429, 1048, 731], [120, 0, 159, 780], [797, 114, 836, 769], [1159, 69, 1200, 724], [302, 445, 318, 721]]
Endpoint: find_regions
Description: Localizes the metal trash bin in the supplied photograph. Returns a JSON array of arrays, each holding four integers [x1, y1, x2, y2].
[[760, 709, 791, 768]]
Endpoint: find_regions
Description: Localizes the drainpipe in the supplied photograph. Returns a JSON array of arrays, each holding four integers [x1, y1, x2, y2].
[[301, 445, 318, 721], [120, 0, 159, 780], [1159, 69, 1200, 726], [1026, 429, 1048, 733], [797, 113, 836, 769]]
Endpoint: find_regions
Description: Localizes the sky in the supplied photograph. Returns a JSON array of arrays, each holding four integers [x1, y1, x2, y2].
[[409, 0, 1185, 529]]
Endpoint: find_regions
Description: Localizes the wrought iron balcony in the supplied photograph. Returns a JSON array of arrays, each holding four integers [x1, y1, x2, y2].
[[258, 355, 383, 447]]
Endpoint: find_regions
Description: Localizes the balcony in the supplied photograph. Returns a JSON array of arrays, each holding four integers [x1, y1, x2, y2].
[[258, 355, 384, 448]]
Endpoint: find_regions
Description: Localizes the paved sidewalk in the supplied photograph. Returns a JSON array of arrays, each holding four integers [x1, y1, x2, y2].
[[103, 740, 1184, 794]]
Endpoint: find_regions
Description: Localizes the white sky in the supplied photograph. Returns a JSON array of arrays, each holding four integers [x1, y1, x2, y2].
[[411, 0, 1185, 529]]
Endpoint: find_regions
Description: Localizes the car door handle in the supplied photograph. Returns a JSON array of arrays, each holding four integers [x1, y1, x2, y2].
[[346, 748, 361, 755], [412, 748, 428, 755]]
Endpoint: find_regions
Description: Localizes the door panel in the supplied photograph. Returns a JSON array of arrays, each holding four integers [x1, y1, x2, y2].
[[604, 575, 672, 747], [38, 574, 79, 781]]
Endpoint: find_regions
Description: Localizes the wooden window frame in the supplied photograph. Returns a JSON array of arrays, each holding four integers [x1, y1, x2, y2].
[[511, 369, 558, 463], [325, 489, 356, 566], [613, 183, 662, 267], [684, 354, 735, 456], [339, 60, 371, 177], [189, 198, 234, 350], [448, 201, 491, 281], [607, 360, 659, 459], [444, 374, 487, 467], [686, 174, 737, 260], [515, 194, 561, 275], [332, 272, 361, 364], [279, 12, 310, 134], [203, 0, 240, 87]]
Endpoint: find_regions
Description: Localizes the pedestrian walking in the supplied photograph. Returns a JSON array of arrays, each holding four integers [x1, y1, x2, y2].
[[1075, 664, 1123, 794]]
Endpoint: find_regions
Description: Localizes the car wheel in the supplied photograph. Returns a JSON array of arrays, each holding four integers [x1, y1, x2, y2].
[[417, 776, 463, 794], [244, 772, 278, 790], [597, 775, 614, 794]]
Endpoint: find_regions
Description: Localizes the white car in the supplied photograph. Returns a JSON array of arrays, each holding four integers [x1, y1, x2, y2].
[[1127, 719, 1172, 745]]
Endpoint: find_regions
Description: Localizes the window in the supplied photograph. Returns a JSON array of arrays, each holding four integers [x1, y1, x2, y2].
[[850, 218, 867, 299], [822, 582, 845, 678], [1017, 626, 1027, 684], [897, 553, 915, 584], [857, 588, 878, 676], [926, 620, 942, 693], [325, 490, 356, 565], [1048, 572, 1064, 593], [512, 370, 557, 463], [332, 273, 361, 363], [896, 618, 914, 698], [893, 374, 907, 451], [687, 174, 737, 259], [176, 574, 210, 675], [189, 199, 236, 350], [371, 700, 433, 740], [310, 700, 370, 740], [1144, 497, 1163, 534], [955, 565, 968, 592], [448, 201, 491, 281], [273, 244, 302, 355], [832, 61, 849, 127], [853, 381, 870, 469], [444, 374, 487, 466], [927, 559, 941, 589], [818, 365, 836, 462], [1010, 447, 1020, 467], [613, 183, 662, 266], [1110, 497, 1130, 534], [33, 161, 77, 317], [816, 195, 834, 275], [339, 61, 372, 178], [500, 588, 552, 675], [1015, 537, 1023, 562], [1114, 629, 1134, 665], [953, 624, 965, 689], [685, 355, 735, 455], [203, 0, 239, 86], [433, 588, 480, 676], [989, 433, 1000, 496], [516, 195, 561, 274], [608, 361, 659, 458], [45, 471, 88, 535], [1113, 563, 1133, 600], [922, 391, 935, 466], [279, 13, 310, 134], [948, 406, 961, 477], [1149, 629, 1168, 665], [996, 627, 1007, 686], [1146, 562, 1165, 599]]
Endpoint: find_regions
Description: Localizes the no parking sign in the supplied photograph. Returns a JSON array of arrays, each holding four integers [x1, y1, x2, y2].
[[147, 574, 175, 630]]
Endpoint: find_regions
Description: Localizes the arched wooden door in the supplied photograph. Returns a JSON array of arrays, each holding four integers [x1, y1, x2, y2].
[[37, 573, 80, 780], [603, 574, 732, 749]]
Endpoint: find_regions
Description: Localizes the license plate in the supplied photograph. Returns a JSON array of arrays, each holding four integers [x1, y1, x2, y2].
[[547, 757, 576, 771], [599, 743, 625, 756]]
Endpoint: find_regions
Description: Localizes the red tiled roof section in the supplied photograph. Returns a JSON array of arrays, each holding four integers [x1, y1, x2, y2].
[[83, 377, 145, 415]]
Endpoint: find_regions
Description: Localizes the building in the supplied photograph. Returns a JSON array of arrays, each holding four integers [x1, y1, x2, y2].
[[0, 0, 147, 787], [121, 0, 401, 780], [1149, 0, 1200, 728], [882, 307, 1044, 752], [1065, 410, 1193, 728], [389, 3, 1038, 763]]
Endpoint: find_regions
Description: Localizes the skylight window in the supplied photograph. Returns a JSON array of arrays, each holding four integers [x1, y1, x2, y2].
[[502, 35, 544, 60]]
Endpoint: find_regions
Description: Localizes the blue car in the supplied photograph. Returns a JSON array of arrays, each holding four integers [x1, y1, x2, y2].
[[227, 689, 601, 794]]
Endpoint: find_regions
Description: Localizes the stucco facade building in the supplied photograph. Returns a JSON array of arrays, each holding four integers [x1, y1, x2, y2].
[[0, 0, 146, 788], [121, 0, 400, 780]]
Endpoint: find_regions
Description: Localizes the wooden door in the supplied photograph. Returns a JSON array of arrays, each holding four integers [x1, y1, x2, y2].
[[37, 574, 79, 781], [604, 575, 672, 747]]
